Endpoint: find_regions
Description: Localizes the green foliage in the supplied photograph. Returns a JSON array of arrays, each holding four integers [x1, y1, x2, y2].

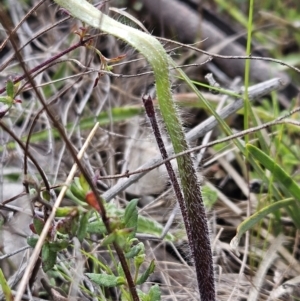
[[124, 198, 138, 239], [32, 216, 45, 236], [25, 187, 164, 298], [202, 185, 218, 210], [86, 273, 126, 287], [81, 200, 161, 300], [76, 212, 89, 242], [136, 260, 155, 285], [0, 269, 13, 301], [2, 0, 299, 299], [247, 144, 300, 200], [137, 285, 161, 301], [41, 243, 57, 272], [86, 208, 174, 241], [0, 80, 21, 117], [231, 198, 295, 248]]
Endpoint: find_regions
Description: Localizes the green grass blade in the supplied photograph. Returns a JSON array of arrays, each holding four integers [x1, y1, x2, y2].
[[247, 144, 300, 200], [0, 269, 13, 301], [230, 198, 295, 250]]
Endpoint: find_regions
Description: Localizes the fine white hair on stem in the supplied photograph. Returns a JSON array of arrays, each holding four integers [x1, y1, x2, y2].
[[102, 77, 284, 202]]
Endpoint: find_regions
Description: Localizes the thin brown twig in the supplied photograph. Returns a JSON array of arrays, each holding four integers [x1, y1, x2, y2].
[[23, 76, 84, 193], [0, 0, 47, 52], [0, 120, 50, 191], [0, 36, 95, 95], [0, 16, 71, 72], [157, 36, 300, 74], [95, 107, 300, 181]]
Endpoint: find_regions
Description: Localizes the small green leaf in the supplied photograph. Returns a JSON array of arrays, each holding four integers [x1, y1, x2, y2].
[[87, 220, 107, 235], [42, 191, 51, 202], [137, 289, 147, 300], [86, 203, 174, 241], [77, 212, 89, 242], [79, 174, 90, 193], [86, 273, 125, 287], [125, 242, 143, 259], [70, 179, 86, 201], [65, 189, 86, 206], [202, 185, 218, 209], [117, 262, 125, 278], [137, 215, 174, 241], [5, 80, 14, 98], [0, 268, 13, 301], [114, 229, 131, 248], [148, 284, 161, 301], [136, 260, 155, 285], [55, 206, 78, 217], [124, 199, 138, 239], [134, 253, 145, 273], [0, 96, 13, 105], [33, 216, 45, 235], [102, 232, 117, 246], [48, 239, 69, 252], [27, 236, 38, 248], [42, 243, 57, 272]]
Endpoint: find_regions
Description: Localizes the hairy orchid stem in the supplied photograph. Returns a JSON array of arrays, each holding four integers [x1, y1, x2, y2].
[[53, 1, 215, 300], [143, 95, 191, 236]]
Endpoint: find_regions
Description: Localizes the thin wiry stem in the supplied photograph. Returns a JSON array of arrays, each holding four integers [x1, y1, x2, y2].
[[143, 94, 190, 245]]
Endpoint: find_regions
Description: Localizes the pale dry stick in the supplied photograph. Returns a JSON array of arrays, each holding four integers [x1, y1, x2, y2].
[[269, 229, 300, 299], [247, 234, 285, 301], [260, 228, 300, 274], [159, 204, 180, 239], [95, 107, 300, 185], [268, 275, 300, 301], [102, 77, 284, 201], [227, 250, 249, 299], [14, 122, 100, 301], [218, 156, 256, 201], [212, 227, 224, 252]]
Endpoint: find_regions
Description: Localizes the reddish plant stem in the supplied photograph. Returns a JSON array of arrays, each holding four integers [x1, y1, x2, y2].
[[0, 36, 94, 95], [142, 95, 190, 234]]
